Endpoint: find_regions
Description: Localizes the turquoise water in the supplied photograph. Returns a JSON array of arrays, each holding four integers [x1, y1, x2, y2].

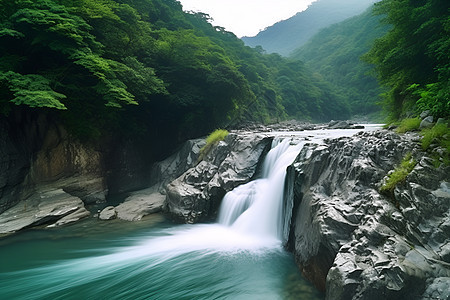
[[0, 215, 322, 300]]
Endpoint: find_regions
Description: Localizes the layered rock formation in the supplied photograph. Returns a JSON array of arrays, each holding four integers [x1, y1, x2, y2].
[[286, 130, 450, 299], [0, 112, 106, 233], [164, 133, 273, 223]]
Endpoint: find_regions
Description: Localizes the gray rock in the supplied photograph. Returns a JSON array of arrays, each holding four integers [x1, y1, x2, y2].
[[421, 277, 450, 300], [420, 116, 434, 129], [50, 207, 90, 227], [99, 206, 117, 220], [420, 110, 430, 119], [0, 187, 88, 234], [164, 133, 272, 223], [286, 130, 450, 299], [436, 118, 446, 125], [328, 120, 351, 129], [150, 138, 206, 193], [115, 189, 165, 221]]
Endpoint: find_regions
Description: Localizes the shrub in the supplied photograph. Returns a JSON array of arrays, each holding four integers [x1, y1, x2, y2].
[[395, 117, 421, 133], [380, 153, 417, 193], [199, 129, 229, 161], [420, 122, 450, 167]]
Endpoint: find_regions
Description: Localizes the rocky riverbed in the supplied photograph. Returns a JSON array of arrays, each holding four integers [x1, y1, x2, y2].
[[1, 119, 449, 299]]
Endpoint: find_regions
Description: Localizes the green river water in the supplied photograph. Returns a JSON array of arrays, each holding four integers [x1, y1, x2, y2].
[[0, 215, 322, 299]]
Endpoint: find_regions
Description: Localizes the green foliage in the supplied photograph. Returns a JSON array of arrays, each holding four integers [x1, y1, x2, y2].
[[421, 123, 450, 151], [292, 7, 389, 117], [205, 129, 229, 145], [380, 153, 417, 193], [0, 0, 356, 144], [395, 117, 421, 133], [199, 129, 229, 161], [409, 83, 450, 119], [0, 71, 67, 109], [364, 0, 450, 120]]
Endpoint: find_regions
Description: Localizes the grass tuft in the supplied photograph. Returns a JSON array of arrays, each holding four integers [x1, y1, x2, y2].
[[199, 129, 229, 161], [421, 123, 449, 150], [380, 153, 417, 193], [395, 117, 421, 133]]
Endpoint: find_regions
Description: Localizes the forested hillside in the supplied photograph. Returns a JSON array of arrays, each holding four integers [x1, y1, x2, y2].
[[0, 0, 350, 148], [242, 0, 378, 56], [364, 0, 449, 120], [292, 8, 388, 117]]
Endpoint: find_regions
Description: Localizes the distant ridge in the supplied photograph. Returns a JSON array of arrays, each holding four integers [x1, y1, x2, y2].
[[241, 0, 378, 56], [291, 7, 389, 117]]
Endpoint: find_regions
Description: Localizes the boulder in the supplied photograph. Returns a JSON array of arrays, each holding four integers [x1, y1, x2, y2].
[[420, 116, 434, 129], [99, 206, 117, 220], [286, 130, 450, 299], [115, 188, 165, 221], [420, 110, 430, 119], [165, 133, 273, 223]]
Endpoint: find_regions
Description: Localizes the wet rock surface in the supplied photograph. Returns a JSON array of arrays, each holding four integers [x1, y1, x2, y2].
[[164, 133, 273, 223], [287, 130, 450, 299]]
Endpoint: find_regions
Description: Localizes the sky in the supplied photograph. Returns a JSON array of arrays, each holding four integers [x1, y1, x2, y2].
[[178, 0, 317, 38]]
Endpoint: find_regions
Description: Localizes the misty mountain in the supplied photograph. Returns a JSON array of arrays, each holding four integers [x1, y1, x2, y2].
[[241, 0, 379, 56], [291, 7, 389, 117]]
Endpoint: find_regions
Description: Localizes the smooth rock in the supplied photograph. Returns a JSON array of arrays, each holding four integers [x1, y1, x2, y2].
[[420, 110, 430, 119], [99, 206, 117, 220], [420, 116, 434, 129], [0, 187, 87, 234], [116, 189, 165, 221]]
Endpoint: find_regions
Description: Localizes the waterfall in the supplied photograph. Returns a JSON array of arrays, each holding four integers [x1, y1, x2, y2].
[[218, 137, 305, 241]]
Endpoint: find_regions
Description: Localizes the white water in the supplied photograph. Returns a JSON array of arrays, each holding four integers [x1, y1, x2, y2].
[[218, 138, 305, 240], [1, 127, 382, 299]]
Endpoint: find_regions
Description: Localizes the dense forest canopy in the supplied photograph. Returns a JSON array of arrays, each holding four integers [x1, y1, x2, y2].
[[364, 0, 449, 120], [0, 0, 350, 146]]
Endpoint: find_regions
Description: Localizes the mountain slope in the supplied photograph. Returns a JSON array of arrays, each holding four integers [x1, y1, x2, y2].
[[242, 0, 378, 56], [291, 7, 389, 117]]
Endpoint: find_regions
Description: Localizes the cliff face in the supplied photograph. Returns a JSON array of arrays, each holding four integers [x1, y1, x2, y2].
[[0, 111, 107, 233], [287, 130, 450, 299]]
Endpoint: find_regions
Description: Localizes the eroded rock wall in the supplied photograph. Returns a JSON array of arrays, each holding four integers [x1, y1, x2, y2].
[[287, 130, 450, 299], [0, 112, 106, 233]]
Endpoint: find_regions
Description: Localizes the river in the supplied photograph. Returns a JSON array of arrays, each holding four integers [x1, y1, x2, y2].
[[0, 126, 382, 300]]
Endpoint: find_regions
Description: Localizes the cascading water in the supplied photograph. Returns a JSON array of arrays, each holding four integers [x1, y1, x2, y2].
[[218, 138, 305, 241], [0, 135, 323, 300]]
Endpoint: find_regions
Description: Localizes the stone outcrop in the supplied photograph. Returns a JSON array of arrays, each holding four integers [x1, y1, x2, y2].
[[0, 186, 89, 234], [164, 133, 273, 223], [149, 138, 206, 193], [286, 130, 450, 299]]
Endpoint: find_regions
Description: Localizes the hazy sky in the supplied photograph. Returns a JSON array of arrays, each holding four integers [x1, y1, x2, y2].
[[178, 0, 317, 37]]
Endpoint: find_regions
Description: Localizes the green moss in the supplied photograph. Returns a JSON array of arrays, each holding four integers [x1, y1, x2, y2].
[[199, 129, 229, 161], [380, 153, 417, 193], [395, 117, 421, 133]]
